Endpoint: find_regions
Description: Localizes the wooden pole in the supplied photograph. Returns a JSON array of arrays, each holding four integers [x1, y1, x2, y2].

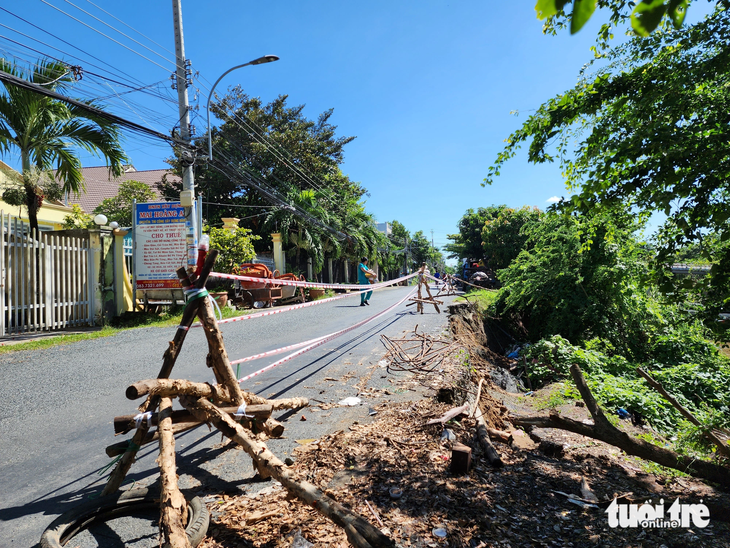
[[157, 397, 191, 548], [114, 404, 273, 434], [126, 379, 308, 411]]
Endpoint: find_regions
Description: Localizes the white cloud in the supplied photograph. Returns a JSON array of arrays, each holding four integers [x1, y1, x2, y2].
[[546, 196, 561, 203]]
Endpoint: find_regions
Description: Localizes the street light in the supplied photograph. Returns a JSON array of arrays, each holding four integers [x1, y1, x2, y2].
[[207, 55, 280, 160]]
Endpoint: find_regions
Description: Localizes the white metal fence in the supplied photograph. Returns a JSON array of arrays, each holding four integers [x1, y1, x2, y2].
[[1, 211, 93, 335]]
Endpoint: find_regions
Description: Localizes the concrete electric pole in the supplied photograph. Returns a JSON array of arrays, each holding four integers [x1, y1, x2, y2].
[[171, 0, 197, 269]]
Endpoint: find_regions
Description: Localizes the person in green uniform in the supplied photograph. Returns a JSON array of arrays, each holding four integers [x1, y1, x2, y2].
[[358, 257, 375, 306]]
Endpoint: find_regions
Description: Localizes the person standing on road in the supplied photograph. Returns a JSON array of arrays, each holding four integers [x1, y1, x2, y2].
[[358, 257, 375, 306]]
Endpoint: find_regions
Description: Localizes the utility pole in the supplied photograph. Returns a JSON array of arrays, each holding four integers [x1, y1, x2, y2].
[[172, 0, 197, 270]]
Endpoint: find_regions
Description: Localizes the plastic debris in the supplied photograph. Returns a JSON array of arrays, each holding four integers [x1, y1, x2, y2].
[[432, 527, 448, 538], [288, 529, 314, 548], [440, 428, 457, 441], [389, 486, 403, 499], [378, 359, 389, 368], [617, 408, 631, 419], [338, 396, 362, 406]]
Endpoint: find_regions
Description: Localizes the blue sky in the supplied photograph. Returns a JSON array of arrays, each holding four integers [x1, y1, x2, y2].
[[0, 1, 713, 264]]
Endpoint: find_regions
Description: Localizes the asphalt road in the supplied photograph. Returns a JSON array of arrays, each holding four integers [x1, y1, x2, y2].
[[0, 284, 459, 547]]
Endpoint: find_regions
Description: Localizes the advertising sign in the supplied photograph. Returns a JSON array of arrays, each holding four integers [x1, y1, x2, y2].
[[133, 202, 190, 290]]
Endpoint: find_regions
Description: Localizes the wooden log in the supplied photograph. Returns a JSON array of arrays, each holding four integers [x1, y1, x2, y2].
[[510, 364, 730, 485], [196, 293, 245, 407], [426, 403, 470, 425], [103, 256, 218, 496], [106, 422, 201, 457], [180, 396, 394, 548], [637, 367, 730, 459], [263, 417, 286, 437], [450, 442, 472, 475], [267, 396, 310, 411], [127, 379, 232, 402], [157, 397, 191, 548], [408, 297, 444, 305], [469, 378, 484, 418], [114, 404, 273, 434], [486, 428, 512, 443], [474, 406, 504, 467]]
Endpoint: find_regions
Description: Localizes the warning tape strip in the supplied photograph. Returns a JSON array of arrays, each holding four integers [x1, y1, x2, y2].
[[192, 276, 411, 329], [236, 287, 418, 384], [210, 271, 417, 291]]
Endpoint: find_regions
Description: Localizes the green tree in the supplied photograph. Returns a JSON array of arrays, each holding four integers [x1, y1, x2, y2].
[[263, 188, 331, 274], [207, 226, 259, 274], [536, 0, 701, 40], [495, 210, 655, 358], [487, 7, 730, 329], [93, 179, 155, 227], [0, 58, 127, 232], [445, 207, 501, 262], [62, 203, 93, 229], [163, 89, 355, 232], [481, 206, 544, 271]]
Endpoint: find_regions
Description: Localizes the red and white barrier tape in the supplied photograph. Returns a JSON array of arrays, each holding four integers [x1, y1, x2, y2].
[[194, 283, 391, 329], [237, 287, 418, 384], [210, 271, 417, 291]]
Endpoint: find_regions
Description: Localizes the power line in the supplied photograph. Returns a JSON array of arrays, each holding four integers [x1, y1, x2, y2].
[[39, 0, 174, 75], [60, 0, 177, 69], [0, 6, 148, 87], [0, 68, 188, 149], [83, 0, 176, 57]]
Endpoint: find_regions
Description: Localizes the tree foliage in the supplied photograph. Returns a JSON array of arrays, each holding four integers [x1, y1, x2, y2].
[[495, 211, 656, 358], [536, 0, 708, 43], [0, 58, 127, 232], [445, 207, 497, 262], [481, 206, 543, 271], [207, 226, 259, 275], [488, 7, 730, 330], [93, 179, 155, 227]]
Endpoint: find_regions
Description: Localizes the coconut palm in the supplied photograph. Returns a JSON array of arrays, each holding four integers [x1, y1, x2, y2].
[[0, 57, 127, 232]]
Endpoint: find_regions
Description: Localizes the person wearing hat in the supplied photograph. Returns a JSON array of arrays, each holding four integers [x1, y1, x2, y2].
[[358, 257, 375, 306]]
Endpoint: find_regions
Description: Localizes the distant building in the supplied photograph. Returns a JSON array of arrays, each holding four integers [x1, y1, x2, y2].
[[376, 222, 391, 236], [64, 165, 179, 213]]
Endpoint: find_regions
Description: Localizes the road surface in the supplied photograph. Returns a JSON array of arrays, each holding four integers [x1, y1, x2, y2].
[[0, 284, 458, 547]]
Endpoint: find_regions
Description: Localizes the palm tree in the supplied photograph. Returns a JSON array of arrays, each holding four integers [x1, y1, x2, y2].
[[0, 58, 127, 232], [263, 188, 330, 274]]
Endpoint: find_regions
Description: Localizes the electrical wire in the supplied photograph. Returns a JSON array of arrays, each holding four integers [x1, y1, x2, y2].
[[60, 0, 177, 69], [0, 6, 148, 87], [39, 0, 175, 75]]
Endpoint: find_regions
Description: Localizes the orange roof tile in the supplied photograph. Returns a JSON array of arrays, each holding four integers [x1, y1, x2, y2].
[[65, 165, 180, 213]]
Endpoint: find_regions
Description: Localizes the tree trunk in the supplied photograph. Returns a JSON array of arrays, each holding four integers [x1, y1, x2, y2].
[[512, 364, 730, 485], [180, 396, 394, 548]]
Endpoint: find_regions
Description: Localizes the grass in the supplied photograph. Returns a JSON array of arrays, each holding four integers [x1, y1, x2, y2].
[[0, 303, 267, 354], [455, 288, 498, 312], [0, 327, 121, 354]]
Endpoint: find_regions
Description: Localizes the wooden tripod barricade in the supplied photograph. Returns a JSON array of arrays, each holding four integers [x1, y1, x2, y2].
[[101, 251, 393, 548], [406, 274, 441, 314]]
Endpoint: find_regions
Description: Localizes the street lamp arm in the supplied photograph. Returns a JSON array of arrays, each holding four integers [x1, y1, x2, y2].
[[207, 55, 279, 161]]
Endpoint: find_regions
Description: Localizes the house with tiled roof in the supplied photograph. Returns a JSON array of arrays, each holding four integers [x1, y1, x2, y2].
[[65, 165, 179, 214], [0, 160, 74, 230]]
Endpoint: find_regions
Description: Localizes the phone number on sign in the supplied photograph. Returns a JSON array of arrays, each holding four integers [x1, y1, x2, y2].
[[137, 282, 180, 289]]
